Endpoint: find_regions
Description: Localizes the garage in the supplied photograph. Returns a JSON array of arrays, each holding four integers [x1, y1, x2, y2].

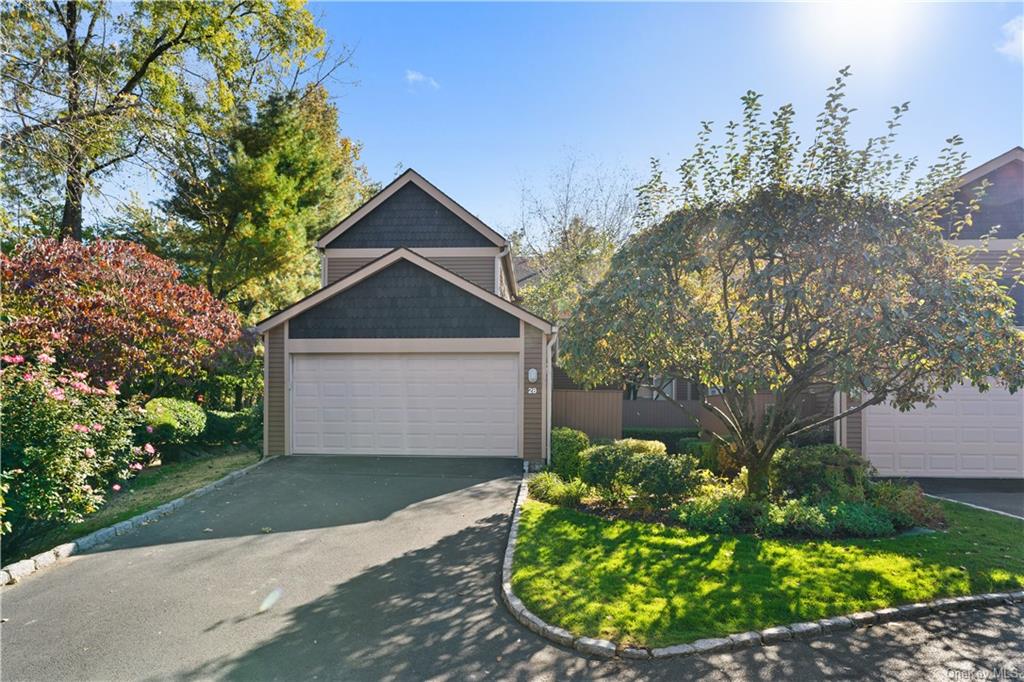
[[862, 383, 1024, 478], [291, 353, 519, 457]]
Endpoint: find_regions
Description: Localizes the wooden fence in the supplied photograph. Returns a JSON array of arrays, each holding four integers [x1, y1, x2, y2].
[[552, 389, 623, 440]]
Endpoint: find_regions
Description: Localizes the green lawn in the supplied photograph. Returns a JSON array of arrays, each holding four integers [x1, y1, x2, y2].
[[9, 446, 260, 562], [512, 499, 1024, 648]]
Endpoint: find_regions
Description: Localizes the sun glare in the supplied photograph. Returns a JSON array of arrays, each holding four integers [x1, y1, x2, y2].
[[795, 1, 925, 71]]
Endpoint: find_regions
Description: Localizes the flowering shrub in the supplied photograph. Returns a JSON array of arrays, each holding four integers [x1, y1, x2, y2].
[[1, 239, 241, 394], [1, 355, 154, 552]]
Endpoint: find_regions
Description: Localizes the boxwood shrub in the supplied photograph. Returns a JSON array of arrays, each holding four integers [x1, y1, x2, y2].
[[550, 427, 590, 479], [771, 444, 875, 503], [621, 427, 699, 454], [581, 438, 700, 506], [145, 398, 206, 445]]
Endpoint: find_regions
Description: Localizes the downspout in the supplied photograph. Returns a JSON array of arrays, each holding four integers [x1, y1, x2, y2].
[[495, 245, 509, 296], [544, 326, 558, 467]]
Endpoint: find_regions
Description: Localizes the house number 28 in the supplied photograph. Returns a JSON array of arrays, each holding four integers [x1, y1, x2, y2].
[[527, 387, 538, 394]]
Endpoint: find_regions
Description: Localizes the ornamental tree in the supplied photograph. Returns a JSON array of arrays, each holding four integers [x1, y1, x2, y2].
[[561, 72, 1024, 498], [2, 239, 241, 395]]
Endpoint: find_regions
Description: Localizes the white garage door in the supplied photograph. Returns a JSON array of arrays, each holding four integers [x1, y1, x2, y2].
[[291, 353, 519, 457], [863, 384, 1024, 478]]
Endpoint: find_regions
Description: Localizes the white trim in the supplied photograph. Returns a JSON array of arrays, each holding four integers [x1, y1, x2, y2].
[[957, 147, 1024, 188], [255, 248, 554, 334], [518, 321, 525, 459], [284, 321, 291, 456], [315, 169, 507, 248], [323, 247, 500, 258], [949, 239, 1021, 250], [544, 329, 558, 465], [287, 338, 522, 354]]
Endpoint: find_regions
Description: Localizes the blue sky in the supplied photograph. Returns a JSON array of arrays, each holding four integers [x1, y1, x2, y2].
[[311, 1, 1023, 235]]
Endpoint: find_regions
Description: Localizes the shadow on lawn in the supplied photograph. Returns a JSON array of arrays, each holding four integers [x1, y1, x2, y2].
[[513, 505, 1020, 647], [173, 507, 1021, 682]]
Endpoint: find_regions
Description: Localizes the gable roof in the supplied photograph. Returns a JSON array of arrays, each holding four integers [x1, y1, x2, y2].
[[316, 169, 508, 249], [958, 146, 1024, 188], [255, 248, 553, 334]]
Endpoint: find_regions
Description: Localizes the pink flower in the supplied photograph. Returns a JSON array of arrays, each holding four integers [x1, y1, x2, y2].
[[48, 387, 66, 401], [72, 423, 90, 433], [144, 443, 156, 455], [37, 353, 55, 365], [71, 371, 87, 380], [146, 425, 154, 434], [112, 484, 121, 492], [2, 354, 24, 365], [131, 462, 144, 471], [91, 423, 104, 432], [22, 372, 35, 381], [70, 381, 89, 392], [82, 484, 92, 492], [84, 447, 96, 458]]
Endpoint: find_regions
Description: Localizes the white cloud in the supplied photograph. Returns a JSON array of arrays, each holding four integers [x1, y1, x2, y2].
[[996, 15, 1023, 62], [404, 69, 440, 90]]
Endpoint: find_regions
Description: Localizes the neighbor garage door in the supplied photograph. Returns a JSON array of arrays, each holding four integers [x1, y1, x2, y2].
[[863, 383, 1024, 478], [291, 353, 519, 457]]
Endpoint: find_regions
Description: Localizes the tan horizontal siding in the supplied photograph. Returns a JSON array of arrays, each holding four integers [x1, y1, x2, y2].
[[846, 410, 863, 455], [623, 399, 699, 429], [266, 325, 286, 456], [523, 326, 543, 460], [553, 390, 622, 440], [326, 256, 377, 284], [431, 256, 495, 290], [966, 248, 1023, 272]]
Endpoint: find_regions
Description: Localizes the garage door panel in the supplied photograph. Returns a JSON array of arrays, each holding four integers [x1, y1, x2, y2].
[[291, 353, 519, 457], [864, 383, 1023, 478]]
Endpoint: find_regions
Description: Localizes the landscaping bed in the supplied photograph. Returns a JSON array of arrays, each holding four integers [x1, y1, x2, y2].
[[511, 498, 1024, 648], [6, 445, 260, 562]]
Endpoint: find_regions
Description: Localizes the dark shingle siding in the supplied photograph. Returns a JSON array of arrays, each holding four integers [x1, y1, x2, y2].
[[289, 260, 520, 338], [326, 183, 494, 248]]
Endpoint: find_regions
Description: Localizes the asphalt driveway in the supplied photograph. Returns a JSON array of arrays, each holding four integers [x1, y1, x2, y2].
[[2, 455, 1021, 681]]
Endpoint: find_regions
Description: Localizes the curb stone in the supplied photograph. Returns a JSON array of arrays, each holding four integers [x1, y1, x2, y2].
[[497, 470, 1023, 661], [1, 455, 275, 588]]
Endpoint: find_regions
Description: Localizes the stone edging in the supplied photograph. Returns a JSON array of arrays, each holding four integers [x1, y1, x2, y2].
[[1, 455, 275, 588], [499, 472, 1024, 660]]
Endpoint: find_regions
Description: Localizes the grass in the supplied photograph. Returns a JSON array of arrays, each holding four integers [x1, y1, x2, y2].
[[8, 445, 260, 562], [512, 499, 1024, 648]]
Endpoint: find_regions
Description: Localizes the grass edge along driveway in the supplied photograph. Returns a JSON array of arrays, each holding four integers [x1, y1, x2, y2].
[[512, 500, 1024, 648], [8, 446, 260, 562]]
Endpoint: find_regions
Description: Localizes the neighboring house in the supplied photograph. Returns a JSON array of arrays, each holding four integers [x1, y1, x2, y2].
[[841, 147, 1024, 479], [256, 170, 557, 464]]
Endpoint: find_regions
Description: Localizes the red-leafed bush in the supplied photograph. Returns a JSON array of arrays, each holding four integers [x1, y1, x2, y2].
[[2, 239, 241, 393]]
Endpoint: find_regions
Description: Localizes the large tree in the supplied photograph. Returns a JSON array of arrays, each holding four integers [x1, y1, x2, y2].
[[1, 0, 328, 242], [513, 158, 637, 321], [115, 85, 371, 322], [561, 72, 1024, 498]]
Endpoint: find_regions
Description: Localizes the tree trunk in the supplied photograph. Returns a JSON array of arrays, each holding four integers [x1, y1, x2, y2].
[[745, 453, 772, 500], [60, 154, 85, 241], [58, 0, 84, 241]]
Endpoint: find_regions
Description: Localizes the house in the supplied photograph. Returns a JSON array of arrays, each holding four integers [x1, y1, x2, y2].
[[255, 170, 557, 464], [839, 147, 1024, 479]]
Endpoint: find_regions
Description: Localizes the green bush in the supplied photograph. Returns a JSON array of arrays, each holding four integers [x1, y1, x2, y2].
[[675, 481, 764, 534], [825, 501, 896, 537], [621, 427, 699, 453], [1, 358, 146, 553], [550, 427, 590, 479], [757, 499, 832, 538], [771, 444, 875, 503], [868, 480, 946, 529], [559, 478, 590, 507], [615, 438, 667, 455], [581, 440, 701, 506], [201, 406, 262, 445], [145, 398, 207, 445], [529, 472, 568, 504]]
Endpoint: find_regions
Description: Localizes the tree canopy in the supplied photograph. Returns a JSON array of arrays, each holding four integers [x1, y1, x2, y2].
[[1, 0, 329, 242], [115, 84, 371, 322], [561, 71, 1024, 496]]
